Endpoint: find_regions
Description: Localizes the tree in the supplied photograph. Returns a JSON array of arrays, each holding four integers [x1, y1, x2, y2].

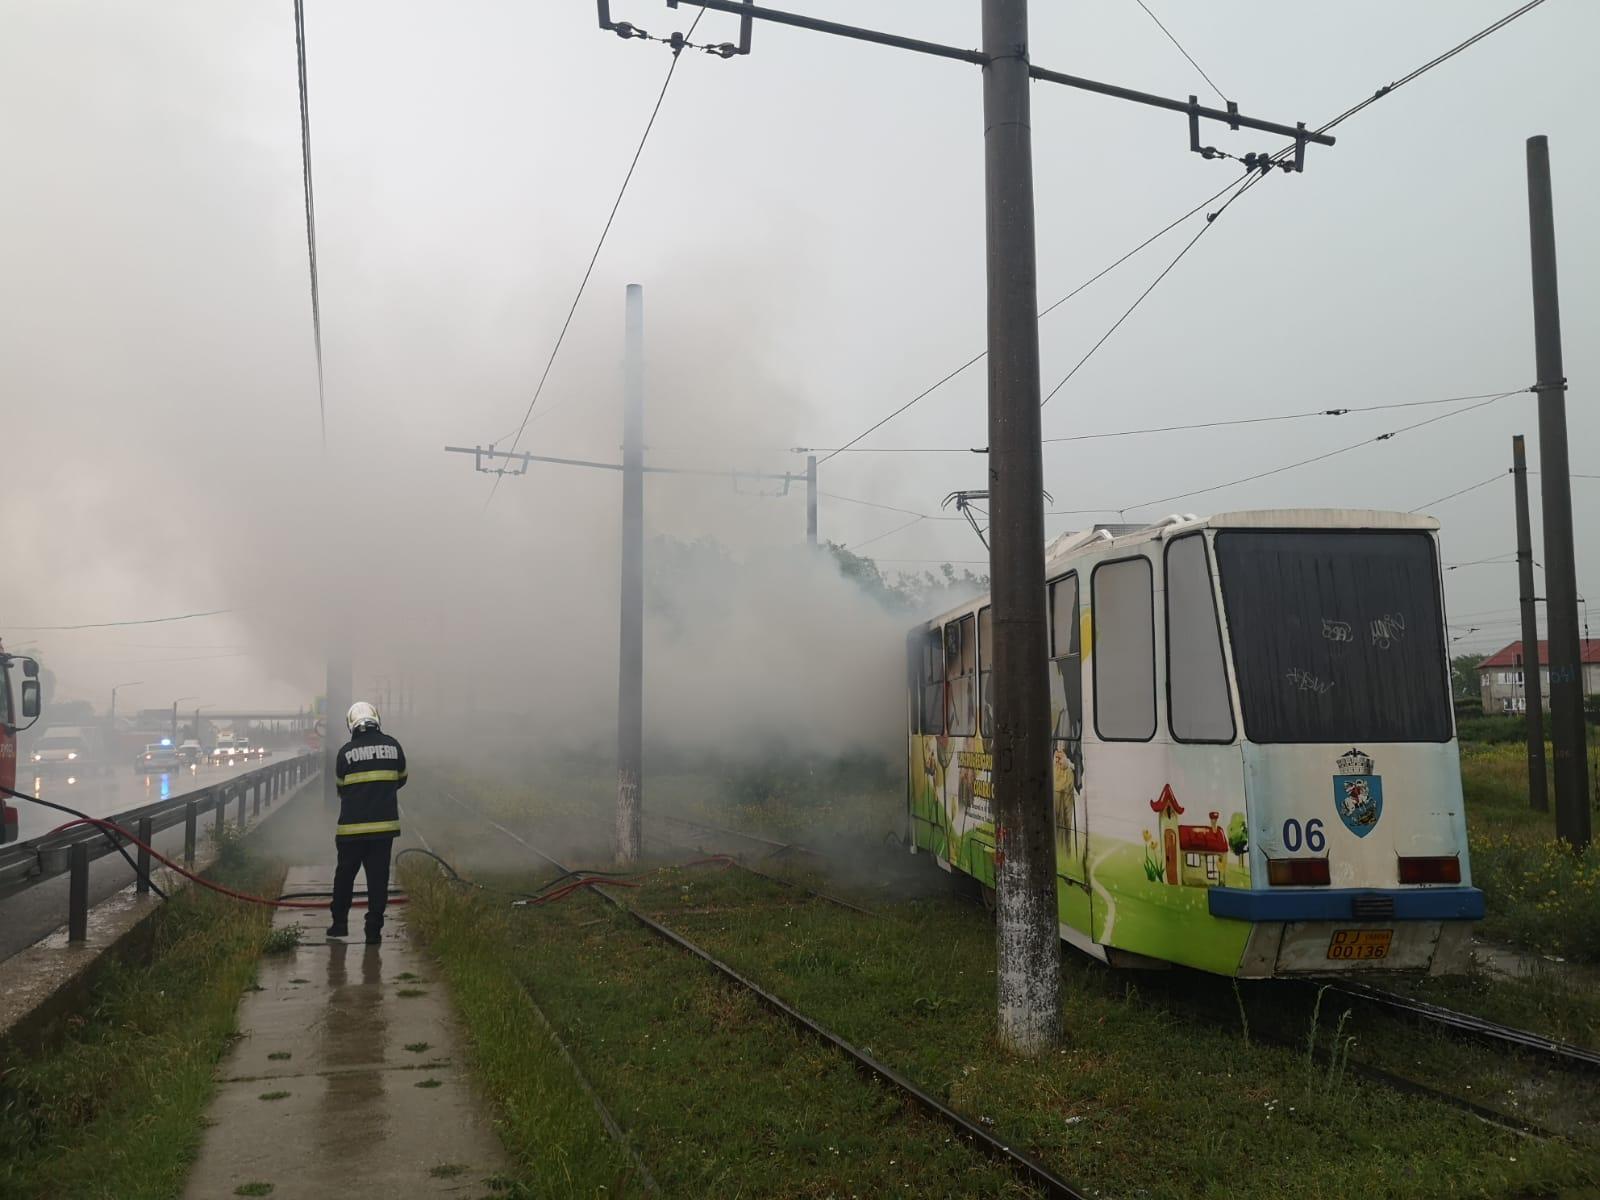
[[1450, 653, 1486, 702], [1226, 811, 1248, 867]]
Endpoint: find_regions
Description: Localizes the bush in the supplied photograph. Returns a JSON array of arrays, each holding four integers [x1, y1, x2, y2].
[[1455, 715, 1528, 744]]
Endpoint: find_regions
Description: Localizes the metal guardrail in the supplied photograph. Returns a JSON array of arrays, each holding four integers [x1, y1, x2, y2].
[[0, 753, 321, 941]]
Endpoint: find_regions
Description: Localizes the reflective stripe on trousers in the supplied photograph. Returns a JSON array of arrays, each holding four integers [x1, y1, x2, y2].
[[335, 820, 402, 836]]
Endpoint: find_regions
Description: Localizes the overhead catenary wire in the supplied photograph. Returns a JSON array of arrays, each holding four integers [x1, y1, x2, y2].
[[818, 0, 1547, 469], [484, 10, 705, 507], [849, 515, 927, 551], [10, 608, 236, 632], [805, 388, 1520, 453], [813, 173, 1246, 464], [1130, 0, 1228, 105], [1408, 473, 1508, 514], [1119, 390, 1524, 513], [292, 0, 326, 451]]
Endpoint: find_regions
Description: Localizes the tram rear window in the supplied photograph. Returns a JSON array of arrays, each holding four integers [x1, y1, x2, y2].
[[1213, 530, 1451, 744]]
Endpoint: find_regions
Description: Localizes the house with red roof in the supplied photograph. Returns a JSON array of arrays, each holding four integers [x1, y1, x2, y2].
[[1150, 784, 1229, 889], [1476, 639, 1600, 713]]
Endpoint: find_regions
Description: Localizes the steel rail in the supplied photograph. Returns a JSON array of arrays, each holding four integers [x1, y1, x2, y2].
[[440, 791, 1090, 1200], [1311, 977, 1600, 1074], [402, 803, 660, 1195]]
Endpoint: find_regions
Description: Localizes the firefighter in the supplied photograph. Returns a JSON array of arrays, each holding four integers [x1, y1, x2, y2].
[[328, 701, 406, 944]]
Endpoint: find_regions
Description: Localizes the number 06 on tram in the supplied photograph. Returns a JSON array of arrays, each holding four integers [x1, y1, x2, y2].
[[906, 509, 1482, 977]]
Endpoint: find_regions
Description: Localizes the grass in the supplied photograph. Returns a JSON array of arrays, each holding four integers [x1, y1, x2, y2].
[[1460, 742, 1600, 961], [624, 859, 1597, 1198], [0, 831, 284, 1200], [257, 1091, 290, 1102], [404, 782, 1600, 1200], [401, 852, 1032, 1199], [233, 1185, 274, 1197], [397, 863, 663, 1198], [260, 924, 302, 955]]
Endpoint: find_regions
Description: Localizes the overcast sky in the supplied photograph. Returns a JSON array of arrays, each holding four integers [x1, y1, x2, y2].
[[4, 0, 1596, 712]]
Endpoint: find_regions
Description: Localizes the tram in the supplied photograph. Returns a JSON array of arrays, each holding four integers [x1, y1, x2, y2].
[[906, 510, 1482, 977]]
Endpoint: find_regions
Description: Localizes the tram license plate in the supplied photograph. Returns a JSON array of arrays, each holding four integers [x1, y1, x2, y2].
[[1328, 929, 1392, 961]]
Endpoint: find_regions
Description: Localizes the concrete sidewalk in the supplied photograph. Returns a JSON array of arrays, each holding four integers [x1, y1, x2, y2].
[[182, 867, 507, 1199]]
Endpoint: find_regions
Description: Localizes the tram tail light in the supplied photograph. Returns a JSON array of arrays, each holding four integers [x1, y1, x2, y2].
[[1398, 855, 1461, 884], [1267, 857, 1330, 886]]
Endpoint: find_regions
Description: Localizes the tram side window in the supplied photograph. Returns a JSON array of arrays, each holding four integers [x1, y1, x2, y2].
[[1092, 557, 1156, 741], [921, 628, 944, 735], [1165, 534, 1236, 743], [945, 615, 977, 737], [1048, 575, 1083, 747], [978, 607, 993, 737]]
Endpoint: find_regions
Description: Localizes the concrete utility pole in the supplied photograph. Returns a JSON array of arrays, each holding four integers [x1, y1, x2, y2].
[[617, 283, 646, 865], [1511, 434, 1548, 813], [599, 0, 1327, 1053], [1524, 135, 1590, 850], [806, 454, 818, 547], [981, 0, 1060, 1054]]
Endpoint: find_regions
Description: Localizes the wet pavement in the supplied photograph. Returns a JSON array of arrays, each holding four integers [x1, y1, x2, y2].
[[182, 867, 507, 1199]]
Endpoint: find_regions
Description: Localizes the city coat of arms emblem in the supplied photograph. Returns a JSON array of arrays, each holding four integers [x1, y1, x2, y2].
[[1332, 748, 1383, 837]]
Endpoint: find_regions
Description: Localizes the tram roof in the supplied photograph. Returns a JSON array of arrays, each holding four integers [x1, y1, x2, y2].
[[912, 509, 1441, 628]]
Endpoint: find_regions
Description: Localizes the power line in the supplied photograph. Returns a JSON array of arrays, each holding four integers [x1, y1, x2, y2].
[[11, 608, 236, 632], [1408, 472, 1507, 514], [1309, 0, 1550, 139], [1119, 390, 1521, 513], [805, 389, 1517, 452], [1129, 0, 1229, 106], [1045, 0, 1553, 412], [485, 11, 705, 507], [813, 173, 1247, 464], [849, 515, 926, 551], [293, 0, 325, 450], [817, 0, 1548, 465], [1042, 168, 1268, 407], [816, 489, 966, 521]]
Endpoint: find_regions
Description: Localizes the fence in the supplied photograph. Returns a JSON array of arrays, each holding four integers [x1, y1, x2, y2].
[[0, 753, 320, 941]]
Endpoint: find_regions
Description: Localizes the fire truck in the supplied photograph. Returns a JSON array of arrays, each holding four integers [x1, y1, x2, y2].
[[0, 641, 43, 843]]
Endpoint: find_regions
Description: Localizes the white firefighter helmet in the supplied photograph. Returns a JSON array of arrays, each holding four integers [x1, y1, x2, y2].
[[346, 701, 381, 734]]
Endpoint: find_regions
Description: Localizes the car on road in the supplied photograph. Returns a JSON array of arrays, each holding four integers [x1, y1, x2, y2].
[[29, 726, 108, 775], [210, 731, 238, 763], [176, 739, 204, 766], [136, 741, 180, 773]]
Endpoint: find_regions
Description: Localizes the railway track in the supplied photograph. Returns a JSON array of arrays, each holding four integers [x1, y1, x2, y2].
[[431, 790, 1091, 1200], [654, 811, 1600, 1088], [419, 790, 1587, 1154], [1308, 976, 1600, 1075]]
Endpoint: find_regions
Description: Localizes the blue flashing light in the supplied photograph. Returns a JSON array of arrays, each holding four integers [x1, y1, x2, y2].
[[160, 738, 173, 746]]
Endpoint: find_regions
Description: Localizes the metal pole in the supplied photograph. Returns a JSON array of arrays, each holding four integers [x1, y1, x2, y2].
[[68, 843, 89, 942], [1525, 135, 1590, 850], [1512, 435, 1548, 812], [617, 283, 645, 865], [806, 454, 818, 546], [981, 0, 1059, 1054], [184, 801, 197, 865], [136, 817, 153, 894]]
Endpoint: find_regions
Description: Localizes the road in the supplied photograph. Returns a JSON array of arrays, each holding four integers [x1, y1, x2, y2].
[[11, 757, 286, 842], [1, 755, 322, 963]]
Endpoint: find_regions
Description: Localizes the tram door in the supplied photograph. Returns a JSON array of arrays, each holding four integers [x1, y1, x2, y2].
[[1048, 574, 1088, 888]]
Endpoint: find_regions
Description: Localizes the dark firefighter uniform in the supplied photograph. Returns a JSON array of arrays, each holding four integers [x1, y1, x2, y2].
[[330, 728, 407, 939]]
